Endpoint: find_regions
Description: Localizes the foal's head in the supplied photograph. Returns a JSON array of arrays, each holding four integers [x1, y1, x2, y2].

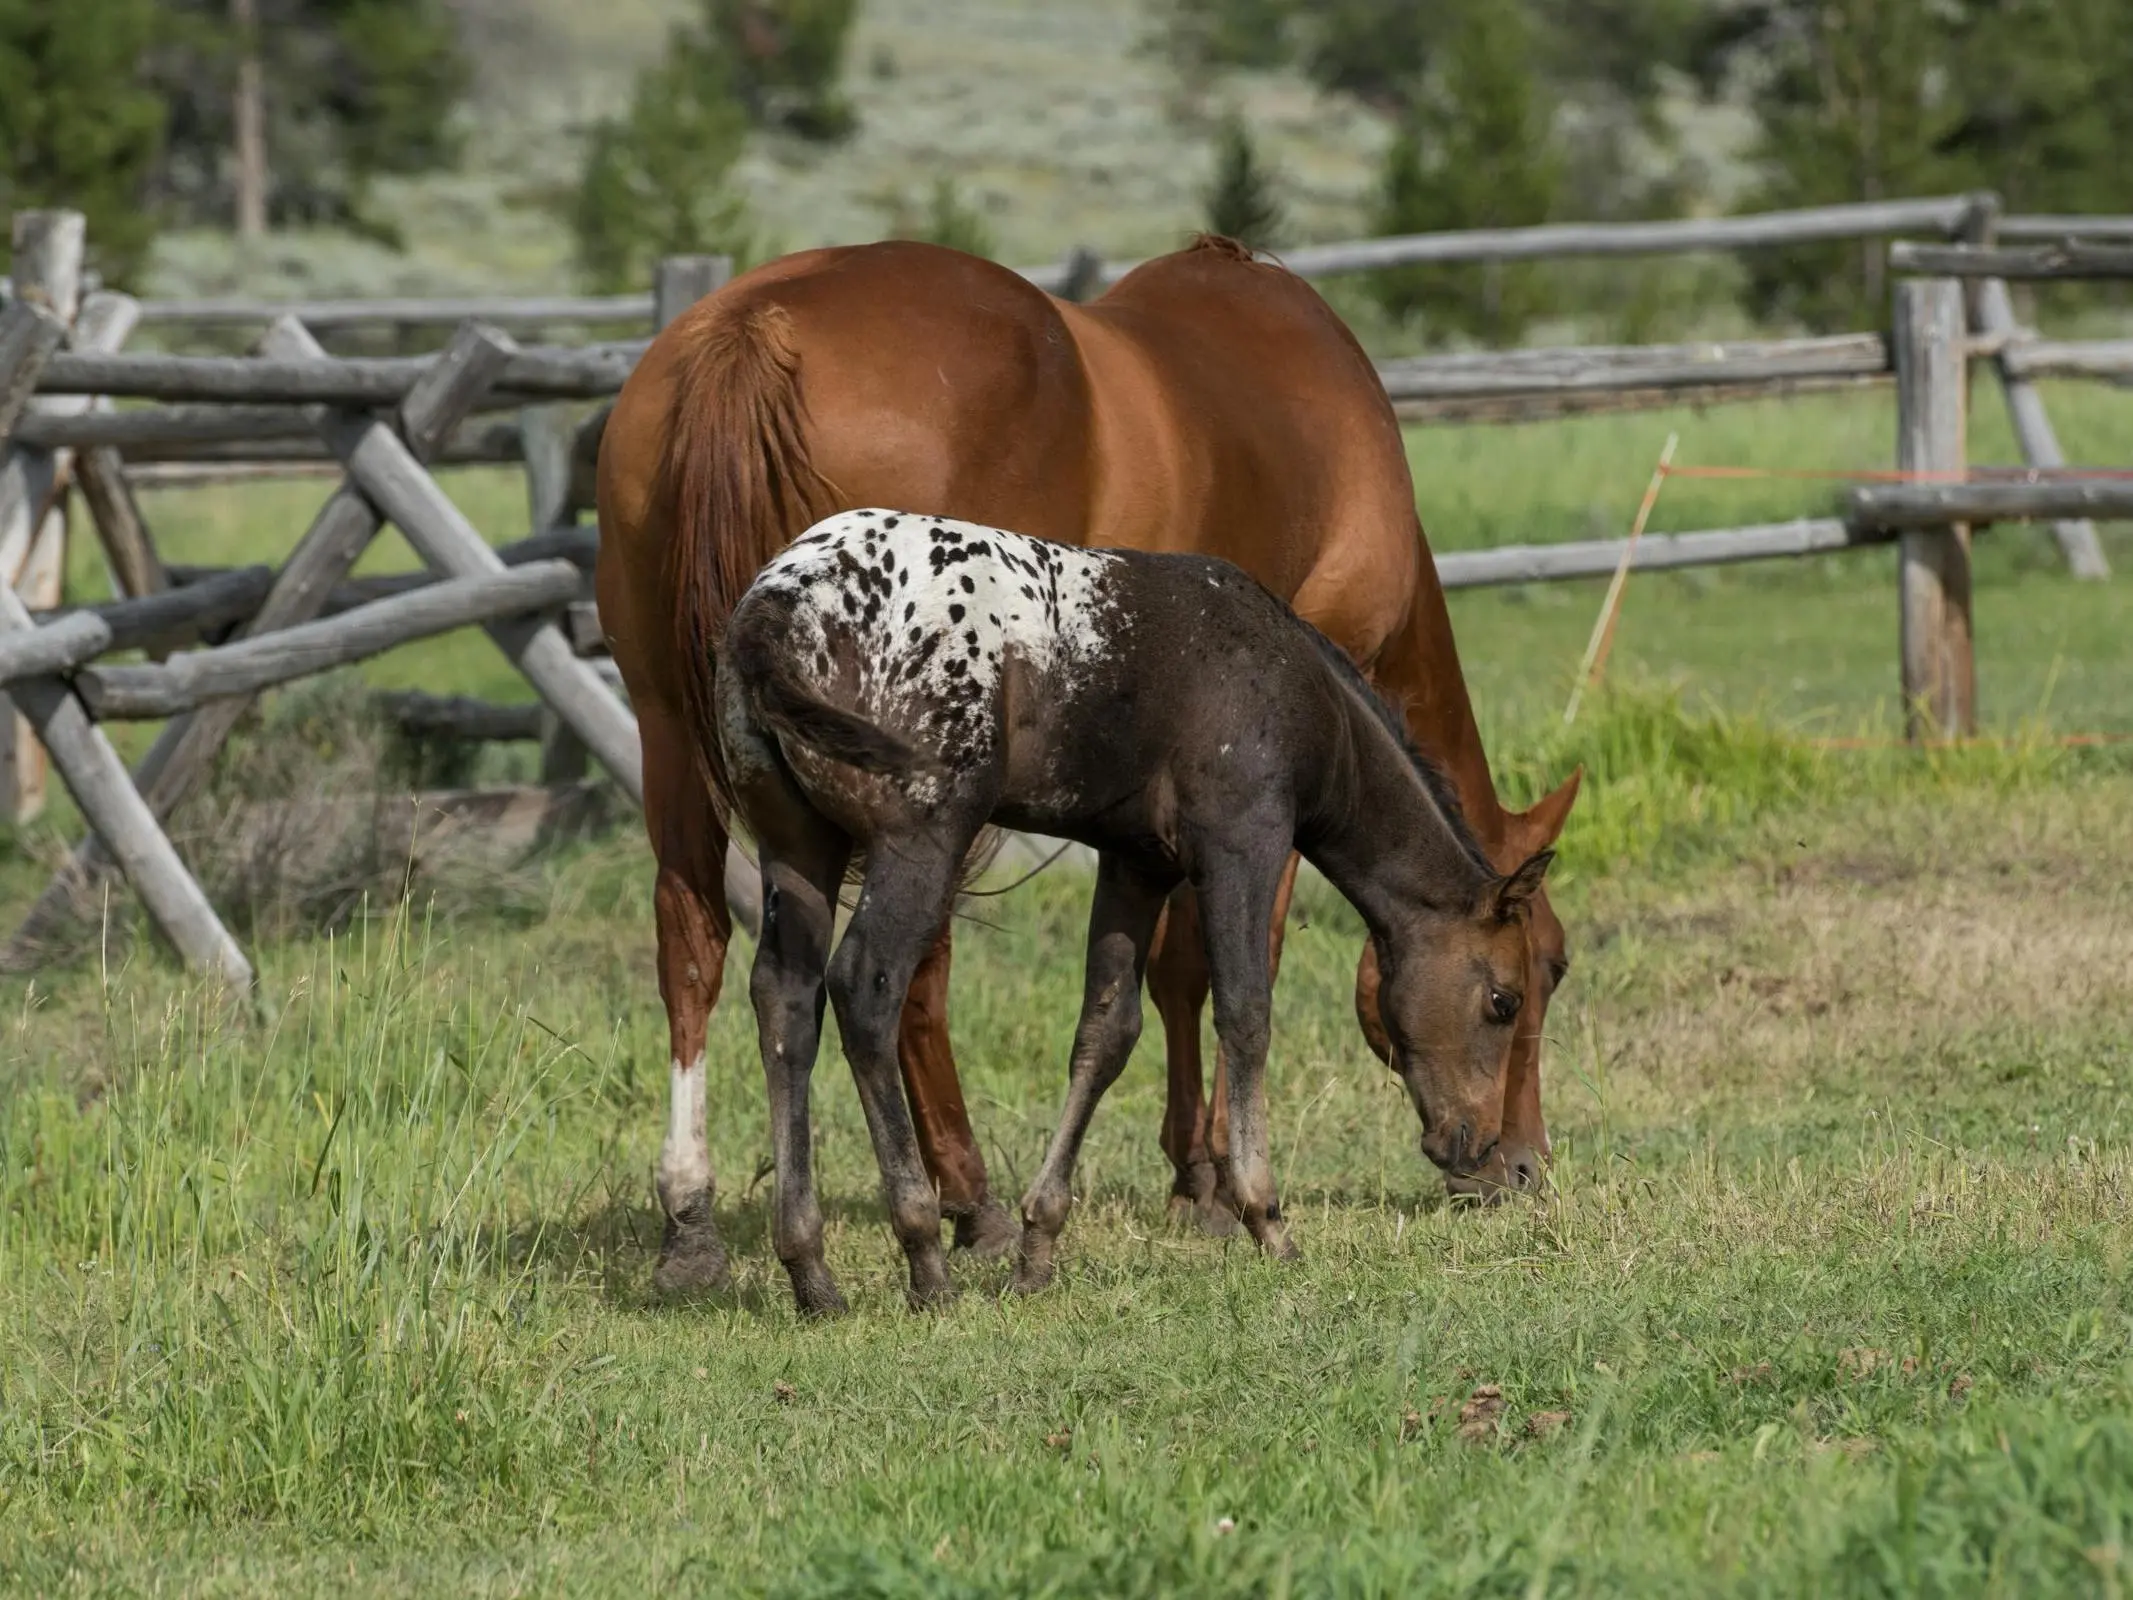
[[1307, 630, 1556, 1178], [1369, 849, 1554, 1176]]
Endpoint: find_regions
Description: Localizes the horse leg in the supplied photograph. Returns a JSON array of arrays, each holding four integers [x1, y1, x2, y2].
[[642, 707, 736, 1294], [1168, 853, 1302, 1233], [898, 924, 1018, 1256], [748, 819, 852, 1318], [826, 833, 969, 1310], [1146, 885, 1235, 1236], [1197, 842, 1297, 1260], [1012, 853, 1173, 1295]]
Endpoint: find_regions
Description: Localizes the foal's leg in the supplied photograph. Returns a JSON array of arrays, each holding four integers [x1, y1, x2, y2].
[[898, 924, 1019, 1256], [1197, 843, 1298, 1260], [1013, 854, 1173, 1295], [1147, 887, 1237, 1238], [748, 822, 852, 1318], [642, 706, 737, 1293], [827, 834, 971, 1309], [1149, 854, 1301, 1233]]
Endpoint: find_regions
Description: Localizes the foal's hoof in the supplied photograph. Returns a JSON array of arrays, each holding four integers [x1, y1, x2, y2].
[[907, 1276, 960, 1313], [951, 1198, 1020, 1259], [1010, 1231, 1057, 1296], [653, 1205, 731, 1294], [788, 1263, 849, 1319]]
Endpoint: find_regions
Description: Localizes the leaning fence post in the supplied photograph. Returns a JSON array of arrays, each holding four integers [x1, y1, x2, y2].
[[1893, 277, 1976, 740], [0, 210, 85, 824]]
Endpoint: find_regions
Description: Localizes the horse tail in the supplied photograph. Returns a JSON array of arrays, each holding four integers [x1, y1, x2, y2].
[[662, 298, 837, 823], [726, 595, 942, 784]]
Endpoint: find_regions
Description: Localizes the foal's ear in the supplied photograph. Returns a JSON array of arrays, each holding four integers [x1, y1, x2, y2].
[[1489, 849, 1555, 921]]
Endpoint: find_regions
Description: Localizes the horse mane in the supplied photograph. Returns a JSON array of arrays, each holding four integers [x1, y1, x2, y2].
[[1294, 615, 1492, 877]]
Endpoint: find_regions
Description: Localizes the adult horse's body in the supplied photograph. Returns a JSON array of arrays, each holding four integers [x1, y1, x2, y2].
[[596, 235, 1580, 1289]]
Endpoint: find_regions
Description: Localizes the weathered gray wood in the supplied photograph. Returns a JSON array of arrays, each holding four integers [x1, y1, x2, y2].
[[2, 320, 514, 968], [1017, 194, 1988, 292], [34, 564, 274, 653], [0, 612, 111, 686], [1998, 215, 2133, 242], [9, 212, 85, 321], [381, 691, 543, 743], [1377, 334, 1890, 401], [565, 600, 605, 655], [520, 402, 590, 779], [0, 222, 89, 827], [80, 561, 583, 720], [269, 319, 645, 804], [0, 301, 68, 440], [137, 292, 655, 330], [98, 420, 526, 468], [521, 405, 575, 537], [654, 256, 733, 330], [1970, 278, 2109, 580], [78, 447, 171, 600], [1890, 240, 2133, 280], [1433, 518, 1878, 589], [1893, 279, 1975, 740], [35, 339, 646, 405], [1056, 247, 1105, 303], [2002, 339, 2133, 382], [1851, 477, 2133, 529], [1391, 372, 1890, 425], [0, 581, 250, 986]]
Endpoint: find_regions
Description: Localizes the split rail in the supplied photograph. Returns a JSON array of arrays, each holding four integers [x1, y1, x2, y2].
[[0, 199, 2126, 985]]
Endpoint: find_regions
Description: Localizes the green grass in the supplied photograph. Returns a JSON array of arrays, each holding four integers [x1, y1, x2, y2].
[[3, 714, 2132, 1593], [6, 381, 2133, 1592]]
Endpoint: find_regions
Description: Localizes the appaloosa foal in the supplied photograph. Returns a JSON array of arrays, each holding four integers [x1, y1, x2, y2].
[[717, 509, 1553, 1315]]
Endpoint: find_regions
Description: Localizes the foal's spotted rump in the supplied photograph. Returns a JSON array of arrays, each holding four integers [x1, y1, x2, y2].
[[750, 508, 1121, 773]]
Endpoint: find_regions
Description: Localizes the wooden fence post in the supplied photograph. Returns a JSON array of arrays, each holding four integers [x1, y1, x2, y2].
[[520, 403, 588, 781], [1057, 247, 1104, 303], [0, 210, 85, 824], [1893, 277, 1975, 739], [654, 256, 733, 332], [2, 319, 515, 970]]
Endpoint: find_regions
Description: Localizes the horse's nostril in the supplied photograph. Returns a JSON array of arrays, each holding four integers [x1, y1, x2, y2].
[[1509, 1148, 1542, 1191]]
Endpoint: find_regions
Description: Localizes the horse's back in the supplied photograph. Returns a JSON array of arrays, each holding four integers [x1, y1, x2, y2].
[[1066, 240, 1423, 650]]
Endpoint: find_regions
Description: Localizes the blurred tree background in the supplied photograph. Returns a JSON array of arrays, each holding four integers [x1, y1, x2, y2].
[[1, 0, 2128, 328]]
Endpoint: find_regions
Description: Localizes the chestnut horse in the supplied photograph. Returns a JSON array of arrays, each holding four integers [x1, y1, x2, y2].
[[596, 235, 1580, 1290]]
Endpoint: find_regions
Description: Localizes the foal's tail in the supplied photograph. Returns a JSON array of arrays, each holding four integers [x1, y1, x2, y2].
[[662, 298, 838, 822], [726, 596, 943, 784]]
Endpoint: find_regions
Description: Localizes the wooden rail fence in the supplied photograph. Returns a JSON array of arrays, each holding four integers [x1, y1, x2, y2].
[[0, 197, 2127, 983]]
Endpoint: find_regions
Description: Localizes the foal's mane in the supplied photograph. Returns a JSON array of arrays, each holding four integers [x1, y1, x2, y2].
[[1296, 618, 1493, 877]]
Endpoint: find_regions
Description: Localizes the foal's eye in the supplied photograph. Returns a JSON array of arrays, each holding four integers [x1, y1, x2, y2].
[[1486, 986, 1522, 1025]]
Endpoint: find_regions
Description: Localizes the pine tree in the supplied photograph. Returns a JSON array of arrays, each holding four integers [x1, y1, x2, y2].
[[1367, 0, 1558, 343], [888, 178, 996, 259], [1146, 0, 1293, 80], [148, 0, 468, 239], [570, 34, 755, 291], [704, 0, 861, 142], [1202, 114, 1284, 250], [1723, 0, 1964, 330], [0, 0, 165, 283]]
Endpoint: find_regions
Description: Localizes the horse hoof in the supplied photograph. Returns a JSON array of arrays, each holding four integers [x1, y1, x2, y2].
[[1010, 1260, 1055, 1296], [653, 1209, 731, 1294], [952, 1198, 1020, 1259], [790, 1265, 849, 1319], [907, 1278, 959, 1312]]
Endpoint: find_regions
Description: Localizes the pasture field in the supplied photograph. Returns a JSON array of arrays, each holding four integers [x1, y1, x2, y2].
[[2, 386, 2132, 1595]]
